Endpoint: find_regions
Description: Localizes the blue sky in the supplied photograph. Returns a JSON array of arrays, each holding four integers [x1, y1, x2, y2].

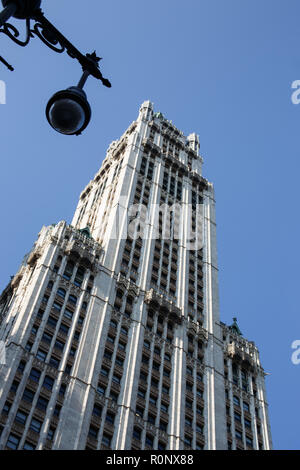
[[0, 0, 299, 449]]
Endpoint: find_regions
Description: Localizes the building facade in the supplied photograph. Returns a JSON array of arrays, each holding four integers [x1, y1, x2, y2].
[[0, 101, 272, 450]]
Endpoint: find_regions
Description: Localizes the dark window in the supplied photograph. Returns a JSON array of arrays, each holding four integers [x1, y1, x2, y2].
[[53, 405, 61, 417], [6, 434, 20, 450], [145, 434, 154, 447], [92, 404, 102, 417], [36, 349, 47, 361], [59, 323, 69, 335], [17, 361, 26, 373], [59, 384, 66, 396], [23, 442, 35, 450], [10, 380, 20, 393], [57, 288, 66, 299], [29, 368, 41, 383], [30, 418, 42, 434], [102, 433, 112, 447], [133, 427, 141, 440], [22, 388, 34, 403], [106, 412, 115, 424], [88, 425, 99, 439], [54, 340, 65, 351], [36, 396, 49, 412], [47, 427, 55, 441], [64, 308, 73, 320], [2, 401, 11, 415], [47, 316, 58, 328], [68, 295, 77, 306], [42, 332, 53, 344], [49, 356, 60, 369], [43, 375, 54, 391]]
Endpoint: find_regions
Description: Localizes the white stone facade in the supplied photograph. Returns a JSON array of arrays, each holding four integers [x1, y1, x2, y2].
[[0, 102, 272, 450]]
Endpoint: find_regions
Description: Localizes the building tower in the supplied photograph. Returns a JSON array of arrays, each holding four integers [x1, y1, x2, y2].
[[0, 101, 272, 450]]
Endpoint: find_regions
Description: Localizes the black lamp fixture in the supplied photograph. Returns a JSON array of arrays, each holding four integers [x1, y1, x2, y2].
[[0, 0, 111, 135]]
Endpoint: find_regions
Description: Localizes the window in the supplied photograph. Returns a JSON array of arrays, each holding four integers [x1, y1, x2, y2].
[[53, 301, 62, 312], [22, 388, 34, 403], [102, 433, 112, 447], [159, 421, 168, 432], [115, 356, 124, 367], [144, 340, 150, 350], [74, 267, 85, 287], [47, 427, 55, 441], [162, 385, 169, 395], [149, 395, 157, 406], [63, 261, 74, 281], [42, 332, 53, 344], [137, 388, 146, 399], [74, 330, 80, 341], [17, 361, 26, 373], [53, 405, 61, 417], [23, 442, 35, 450], [118, 342, 126, 352], [43, 375, 54, 391], [235, 430, 243, 441], [186, 399, 192, 409], [147, 414, 156, 424], [133, 427, 141, 440], [49, 356, 60, 369], [106, 412, 115, 425], [234, 412, 241, 423], [161, 402, 168, 413], [25, 342, 33, 352], [70, 348, 77, 357], [243, 401, 250, 413], [112, 374, 121, 385], [184, 435, 192, 446], [185, 416, 192, 427], [110, 320, 117, 329], [107, 335, 115, 344], [92, 404, 102, 417], [36, 349, 47, 362], [47, 316, 58, 328], [88, 425, 99, 439], [100, 367, 109, 377], [36, 396, 49, 412], [233, 395, 240, 406], [158, 442, 166, 450], [64, 308, 73, 320], [97, 385, 106, 395], [54, 339, 65, 351], [3, 401, 11, 415], [59, 323, 69, 336], [135, 407, 143, 418], [145, 434, 154, 447], [246, 437, 253, 448], [30, 418, 42, 434], [68, 294, 77, 306], [31, 325, 38, 335], [7, 386, 17, 407], [244, 418, 252, 429], [29, 368, 41, 383], [6, 434, 20, 450]]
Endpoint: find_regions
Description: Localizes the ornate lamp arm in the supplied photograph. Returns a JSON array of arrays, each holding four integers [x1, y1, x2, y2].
[[0, 1, 111, 88]]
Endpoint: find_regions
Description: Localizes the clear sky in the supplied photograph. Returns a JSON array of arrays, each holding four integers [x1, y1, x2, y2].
[[0, 0, 299, 450]]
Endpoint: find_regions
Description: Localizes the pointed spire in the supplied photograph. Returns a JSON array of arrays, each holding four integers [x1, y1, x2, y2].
[[229, 317, 242, 336]]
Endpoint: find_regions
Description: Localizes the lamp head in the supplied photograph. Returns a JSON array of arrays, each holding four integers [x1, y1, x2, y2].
[[46, 86, 91, 136], [2, 0, 41, 19]]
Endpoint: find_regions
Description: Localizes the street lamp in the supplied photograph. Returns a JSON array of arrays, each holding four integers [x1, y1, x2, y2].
[[0, 0, 111, 135]]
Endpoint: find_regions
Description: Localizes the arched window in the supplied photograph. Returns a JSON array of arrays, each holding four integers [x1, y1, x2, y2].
[[74, 266, 85, 287], [63, 261, 75, 281], [68, 294, 77, 306], [57, 288, 66, 300]]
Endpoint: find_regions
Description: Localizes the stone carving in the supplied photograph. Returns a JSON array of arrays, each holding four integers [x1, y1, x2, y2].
[[144, 288, 181, 323]]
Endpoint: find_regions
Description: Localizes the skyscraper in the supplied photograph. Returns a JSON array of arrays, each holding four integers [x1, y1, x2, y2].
[[0, 101, 272, 450]]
